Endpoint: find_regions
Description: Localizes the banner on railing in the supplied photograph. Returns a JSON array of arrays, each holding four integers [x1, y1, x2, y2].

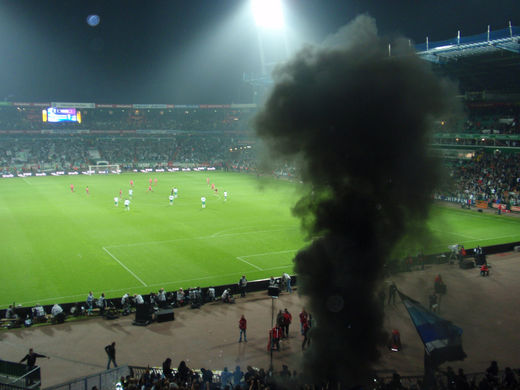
[[476, 200, 488, 209]]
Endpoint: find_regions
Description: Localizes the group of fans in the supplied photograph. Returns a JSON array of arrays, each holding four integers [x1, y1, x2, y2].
[[440, 150, 520, 208], [0, 134, 256, 175], [119, 359, 520, 390]]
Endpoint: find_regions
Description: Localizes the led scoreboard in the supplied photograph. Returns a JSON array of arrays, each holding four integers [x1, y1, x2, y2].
[[42, 107, 82, 123]]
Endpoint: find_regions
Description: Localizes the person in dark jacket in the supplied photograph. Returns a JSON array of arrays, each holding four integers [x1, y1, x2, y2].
[[162, 358, 174, 380], [20, 348, 49, 368], [176, 360, 192, 384], [301, 320, 311, 350], [233, 365, 244, 386], [104, 342, 117, 369], [388, 282, 398, 304], [201, 368, 213, 385]]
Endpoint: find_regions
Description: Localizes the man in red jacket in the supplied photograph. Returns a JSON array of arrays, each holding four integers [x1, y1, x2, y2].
[[480, 264, 489, 276], [283, 309, 292, 338], [271, 325, 282, 350], [238, 315, 247, 343]]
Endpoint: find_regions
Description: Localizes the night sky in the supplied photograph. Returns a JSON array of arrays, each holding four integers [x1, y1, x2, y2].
[[0, 0, 519, 104]]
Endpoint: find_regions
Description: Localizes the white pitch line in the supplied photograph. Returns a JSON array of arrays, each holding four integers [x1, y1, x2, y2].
[[210, 225, 257, 238], [236, 256, 263, 270], [102, 247, 148, 287], [210, 224, 288, 238], [105, 227, 298, 249], [235, 249, 298, 271], [430, 228, 477, 240], [447, 209, 520, 225], [486, 233, 520, 240], [452, 234, 520, 246], [240, 249, 299, 259]]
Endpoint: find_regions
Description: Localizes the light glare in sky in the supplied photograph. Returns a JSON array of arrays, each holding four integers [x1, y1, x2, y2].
[[251, 0, 284, 30]]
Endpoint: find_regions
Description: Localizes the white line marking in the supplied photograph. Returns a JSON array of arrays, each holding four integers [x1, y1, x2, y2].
[[453, 234, 520, 245], [430, 228, 477, 240], [236, 256, 263, 270], [105, 227, 298, 249], [235, 249, 298, 272], [21, 177, 32, 186], [240, 249, 298, 259], [210, 224, 287, 238], [0, 265, 295, 308], [486, 233, 520, 240], [102, 246, 148, 287], [211, 225, 258, 238], [441, 208, 520, 225], [430, 234, 520, 252]]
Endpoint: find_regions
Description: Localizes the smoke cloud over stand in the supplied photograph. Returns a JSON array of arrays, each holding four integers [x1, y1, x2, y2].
[[254, 15, 454, 386]]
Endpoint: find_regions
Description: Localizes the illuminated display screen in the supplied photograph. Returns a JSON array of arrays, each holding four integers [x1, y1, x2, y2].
[[42, 107, 82, 123]]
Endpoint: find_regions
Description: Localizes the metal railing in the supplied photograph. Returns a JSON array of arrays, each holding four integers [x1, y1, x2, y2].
[[0, 360, 41, 390], [43, 366, 130, 390]]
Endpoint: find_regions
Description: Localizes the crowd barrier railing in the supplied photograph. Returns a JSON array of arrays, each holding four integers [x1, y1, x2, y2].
[[43, 365, 129, 390]]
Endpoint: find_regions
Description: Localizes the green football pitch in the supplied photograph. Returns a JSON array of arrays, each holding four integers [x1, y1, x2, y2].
[[0, 171, 519, 309]]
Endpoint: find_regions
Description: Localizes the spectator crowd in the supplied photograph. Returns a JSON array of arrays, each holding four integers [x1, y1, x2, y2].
[[115, 359, 520, 390], [0, 134, 258, 174], [438, 150, 520, 208]]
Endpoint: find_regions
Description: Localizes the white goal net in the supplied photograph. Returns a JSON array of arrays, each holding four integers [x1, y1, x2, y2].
[[87, 164, 121, 175]]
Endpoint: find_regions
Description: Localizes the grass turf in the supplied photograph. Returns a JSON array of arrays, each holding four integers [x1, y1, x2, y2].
[[0, 172, 519, 308], [0, 172, 305, 308]]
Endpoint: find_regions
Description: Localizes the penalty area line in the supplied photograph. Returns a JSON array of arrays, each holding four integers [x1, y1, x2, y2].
[[102, 247, 148, 287], [236, 256, 263, 271]]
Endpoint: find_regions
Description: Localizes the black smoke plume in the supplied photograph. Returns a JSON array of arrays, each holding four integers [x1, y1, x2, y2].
[[255, 15, 454, 386]]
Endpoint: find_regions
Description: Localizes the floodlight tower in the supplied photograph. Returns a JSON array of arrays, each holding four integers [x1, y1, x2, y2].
[[251, 0, 288, 76]]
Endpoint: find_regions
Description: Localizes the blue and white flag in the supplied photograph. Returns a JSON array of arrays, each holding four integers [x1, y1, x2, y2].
[[399, 291, 466, 365]]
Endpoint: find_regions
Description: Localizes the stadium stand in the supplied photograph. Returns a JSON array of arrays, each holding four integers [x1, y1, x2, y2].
[[436, 150, 520, 209], [0, 104, 260, 175]]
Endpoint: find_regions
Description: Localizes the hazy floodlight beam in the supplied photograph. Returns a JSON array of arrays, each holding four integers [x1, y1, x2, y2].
[[251, 0, 284, 30]]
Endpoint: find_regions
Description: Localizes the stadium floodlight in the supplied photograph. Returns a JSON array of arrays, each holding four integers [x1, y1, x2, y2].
[[251, 0, 284, 30]]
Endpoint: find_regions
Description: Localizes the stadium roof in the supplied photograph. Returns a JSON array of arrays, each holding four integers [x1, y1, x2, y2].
[[416, 26, 520, 93], [245, 26, 520, 96]]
